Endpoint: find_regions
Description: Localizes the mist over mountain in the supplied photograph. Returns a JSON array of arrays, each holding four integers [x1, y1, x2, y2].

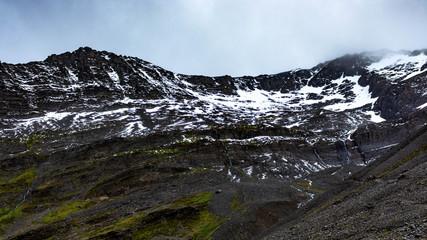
[[0, 47, 426, 239]]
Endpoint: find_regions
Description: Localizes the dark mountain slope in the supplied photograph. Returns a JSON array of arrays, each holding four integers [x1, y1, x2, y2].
[[263, 123, 427, 239], [0, 47, 426, 239]]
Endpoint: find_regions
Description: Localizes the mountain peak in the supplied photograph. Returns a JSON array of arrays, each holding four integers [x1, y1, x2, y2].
[[44, 46, 114, 66]]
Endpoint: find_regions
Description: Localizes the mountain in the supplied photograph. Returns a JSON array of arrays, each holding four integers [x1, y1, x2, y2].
[[0, 47, 426, 239], [263, 124, 427, 239]]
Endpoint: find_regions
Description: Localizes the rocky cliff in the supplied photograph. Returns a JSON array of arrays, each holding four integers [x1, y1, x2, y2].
[[0, 47, 426, 239]]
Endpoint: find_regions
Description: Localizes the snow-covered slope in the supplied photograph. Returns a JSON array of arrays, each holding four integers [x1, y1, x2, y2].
[[1, 47, 426, 177]]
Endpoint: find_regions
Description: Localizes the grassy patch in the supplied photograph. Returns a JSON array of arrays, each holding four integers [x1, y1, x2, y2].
[[0, 204, 24, 231], [7, 168, 36, 186], [0, 168, 36, 194], [85, 192, 223, 239], [172, 192, 214, 207], [41, 200, 96, 224]]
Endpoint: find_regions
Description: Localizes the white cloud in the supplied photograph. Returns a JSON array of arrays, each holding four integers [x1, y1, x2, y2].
[[1, 0, 426, 76]]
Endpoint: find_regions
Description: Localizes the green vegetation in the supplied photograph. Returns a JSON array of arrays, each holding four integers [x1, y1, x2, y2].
[[130, 192, 221, 239], [0, 205, 23, 226], [173, 192, 214, 207], [20, 132, 52, 153], [0, 168, 36, 194], [84, 192, 223, 240], [85, 176, 110, 197], [41, 200, 96, 224], [0, 204, 30, 234], [7, 168, 36, 186]]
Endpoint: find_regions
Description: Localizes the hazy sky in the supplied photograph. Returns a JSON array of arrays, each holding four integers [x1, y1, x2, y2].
[[1, 0, 427, 76]]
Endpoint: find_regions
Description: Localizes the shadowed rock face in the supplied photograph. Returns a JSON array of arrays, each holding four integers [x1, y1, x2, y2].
[[263, 125, 427, 240], [0, 47, 426, 239]]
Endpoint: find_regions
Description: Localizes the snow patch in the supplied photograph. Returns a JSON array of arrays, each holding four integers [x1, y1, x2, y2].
[[364, 111, 385, 123], [416, 102, 427, 109]]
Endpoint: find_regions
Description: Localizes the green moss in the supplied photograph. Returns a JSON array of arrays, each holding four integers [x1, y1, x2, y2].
[[8, 168, 36, 185], [36, 181, 61, 190], [0, 207, 10, 219], [0, 168, 36, 194], [172, 192, 213, 207], [85, 176, 109, 197], [36, 170, 88, 193], [41, 200, 95, 224], [133, 192, 221, 240], [85, 192, 223, 240], [134, 207, 221, 240], [58, 192, 79, 201], [60, 163, 94, 176], [0, 205, 23, 226]]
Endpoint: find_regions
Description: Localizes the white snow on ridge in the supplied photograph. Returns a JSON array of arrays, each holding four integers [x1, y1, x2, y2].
[[1, 107, 141, 137], [324, 75, 377, 111], [367, 53, 427, 81], [184, 75, 378, 114]]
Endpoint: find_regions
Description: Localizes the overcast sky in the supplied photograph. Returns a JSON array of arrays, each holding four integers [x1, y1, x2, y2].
[[1, 0, 427, 76]]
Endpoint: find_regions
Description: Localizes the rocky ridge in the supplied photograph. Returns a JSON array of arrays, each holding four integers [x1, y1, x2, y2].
[[0, 47, 426, 239]]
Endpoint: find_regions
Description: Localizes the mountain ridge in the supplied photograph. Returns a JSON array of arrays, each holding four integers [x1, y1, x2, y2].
[[0, 47, 426, 239]]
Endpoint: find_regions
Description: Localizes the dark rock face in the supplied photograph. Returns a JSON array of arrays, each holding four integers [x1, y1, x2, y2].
[[308, 54, 373, 87], [264, 125, 427, 240], [0, 47, 426, 239]]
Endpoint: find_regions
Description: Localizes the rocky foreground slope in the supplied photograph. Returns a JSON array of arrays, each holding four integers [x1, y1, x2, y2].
[[0, 47, 426, 239], [262, 123, 427, 239]]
